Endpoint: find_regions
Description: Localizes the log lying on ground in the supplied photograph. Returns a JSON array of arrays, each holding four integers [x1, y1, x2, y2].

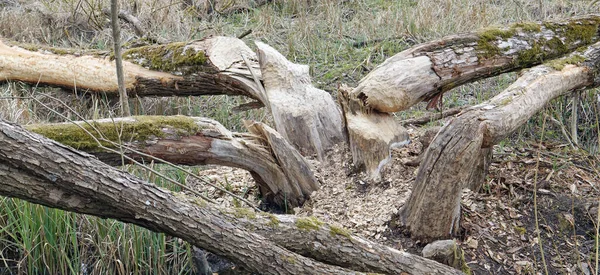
[[0, 36, 264, 101], [351, 15, 600, 113], [25, 116, 317, 208], [0, 120, 464, 275], [1, 37, 345, 160], [256, 42, 346, 160], [399, 41, 600, 241], [339, 85, 409, 179]]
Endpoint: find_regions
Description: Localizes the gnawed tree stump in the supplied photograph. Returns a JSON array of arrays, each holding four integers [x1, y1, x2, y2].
[[0, 119, 465, 275], [339, 85, 409, 179], [0, 36, 264, 101], [351, 15, 600, 113], [245, 121, 319, 206], [399, 42, 600, 241], [25, 116, 317, 208], [256, 41, 345, 160]]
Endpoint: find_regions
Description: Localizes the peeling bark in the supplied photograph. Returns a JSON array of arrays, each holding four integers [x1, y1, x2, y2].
[[0, 36, 263, 101], [25, 116, 317, 208], [400, 42, 600, 241], [352, 15, 600, 113], [0, 120, 464, 275]]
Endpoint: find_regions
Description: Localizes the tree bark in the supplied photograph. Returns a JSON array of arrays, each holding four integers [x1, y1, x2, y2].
[[25, 116, 318, 208], [351, 15, 600, 113], [0, 38, 346, 159], [256, 42, 346, 160], [0, 119, 464, 275], [0, 36, 264, 101], [399, 42, 600, 241]]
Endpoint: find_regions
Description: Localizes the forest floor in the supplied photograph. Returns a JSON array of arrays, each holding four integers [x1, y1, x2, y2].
[[198, 123, 600, 275], [1, 0, 599, 274]]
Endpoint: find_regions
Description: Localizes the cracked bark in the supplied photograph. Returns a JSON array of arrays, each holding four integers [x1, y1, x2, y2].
[[399, 42, 600, 241], [0, 119, 464, 275], [351, 15, 600, 113], [25, 116, 317, 208]]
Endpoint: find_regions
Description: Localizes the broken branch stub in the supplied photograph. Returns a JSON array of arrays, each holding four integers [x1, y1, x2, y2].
[[352, 15, 600, 113], [339, 85, 409, 180], [255, 41, 345, 161], [400, 42, 600, 241]]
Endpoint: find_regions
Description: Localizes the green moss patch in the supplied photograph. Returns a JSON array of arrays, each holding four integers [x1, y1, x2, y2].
[[264, 213, 280, 227], [26, 116, 199, 151], [545, 54, 586, 70], [476, 17, 600, 62], [123, 42, 211, 74], [329, 225, 351, 238], [232, 207, 257, 219], [295, 216, 323, 231]]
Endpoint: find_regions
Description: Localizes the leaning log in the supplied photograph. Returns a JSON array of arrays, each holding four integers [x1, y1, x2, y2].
[[0, 36, 264, 101], [351, 15, 600, 113], [25, 116, 317, 208], [399, 41, 600, 241], [0, 120, 464, 274]]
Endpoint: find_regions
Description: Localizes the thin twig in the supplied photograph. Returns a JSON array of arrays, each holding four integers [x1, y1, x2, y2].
[[110, 0, 131, 117], [533, 115, 549, 275], [400, 106, 465, 126]]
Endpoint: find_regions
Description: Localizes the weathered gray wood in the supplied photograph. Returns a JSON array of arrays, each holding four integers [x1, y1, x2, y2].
[[0, 119, 464, 275], [351, 15, 600, 113], [400, 42, 600, 241], [256, 41, 346, 161], [25, 116, 314, 208]]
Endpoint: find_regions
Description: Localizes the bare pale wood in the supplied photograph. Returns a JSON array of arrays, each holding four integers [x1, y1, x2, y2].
[[0, 36, 263, 100], [352, 15, 600, 113], [339, 85, 409, 179], [256, 41, 345, 160]]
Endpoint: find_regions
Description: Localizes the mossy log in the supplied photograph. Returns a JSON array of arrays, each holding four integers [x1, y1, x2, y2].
[[399, 41, 600, 241], [25, 116, 317, 208], [351, 15, 600, 113], [1, 37, 345, 160], [0, 36, 264, 101], [0, 119, 464, 275]]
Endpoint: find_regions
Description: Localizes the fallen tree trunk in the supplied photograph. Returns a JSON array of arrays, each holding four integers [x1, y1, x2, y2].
[[351, 15, 600, 113], [25, 116, 317, 208], [1, 37, 345, 161], [0, 120, 463, 275], [399, 41, 600, 241], [0, 36, 264, 101]]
